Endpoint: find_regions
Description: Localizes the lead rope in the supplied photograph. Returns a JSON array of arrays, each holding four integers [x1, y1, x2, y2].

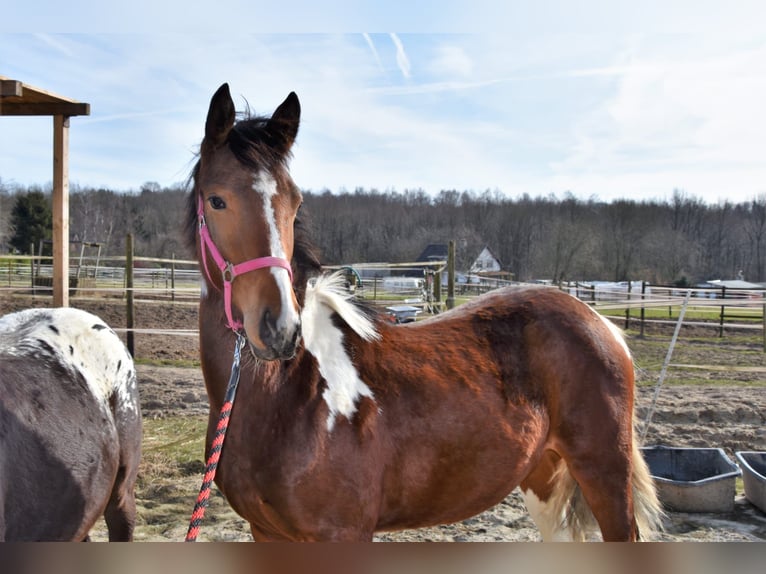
[[185, 332, 246, 542]]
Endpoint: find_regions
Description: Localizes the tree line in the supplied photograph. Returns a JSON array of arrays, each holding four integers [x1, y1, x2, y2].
[[2, 176, 765, 285]]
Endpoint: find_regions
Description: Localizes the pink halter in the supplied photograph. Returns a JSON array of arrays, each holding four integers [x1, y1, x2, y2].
[[197, 194, 294, 332]]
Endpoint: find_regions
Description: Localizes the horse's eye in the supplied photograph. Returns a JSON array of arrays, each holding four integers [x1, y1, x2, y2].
[[209, 196, 226, 210]]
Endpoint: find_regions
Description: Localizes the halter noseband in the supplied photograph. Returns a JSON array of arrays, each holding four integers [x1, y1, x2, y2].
[[197, 194, 294, 332]]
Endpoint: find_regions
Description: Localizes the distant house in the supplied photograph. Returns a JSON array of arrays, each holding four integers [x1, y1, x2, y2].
[[469, 246, 502, 274], [469, 246, 513, 284], [417, 244, 448, 264], [402, 243, 449, 278]]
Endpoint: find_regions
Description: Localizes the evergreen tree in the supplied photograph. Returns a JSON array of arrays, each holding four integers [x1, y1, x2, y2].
[[10, 189, 52, 255]]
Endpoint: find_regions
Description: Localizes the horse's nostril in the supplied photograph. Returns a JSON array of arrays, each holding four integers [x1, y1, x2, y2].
[[259, 309, 278, 345]]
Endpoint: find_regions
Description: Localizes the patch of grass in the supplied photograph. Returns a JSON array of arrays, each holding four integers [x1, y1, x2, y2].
[[603, 306, 763, 323], [619, 320, 766, 388], [140, 415, 207, 484]]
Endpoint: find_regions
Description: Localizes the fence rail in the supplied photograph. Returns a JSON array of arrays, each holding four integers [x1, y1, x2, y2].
[[0, 254, 200, 302], [2, 254, 764, 349]]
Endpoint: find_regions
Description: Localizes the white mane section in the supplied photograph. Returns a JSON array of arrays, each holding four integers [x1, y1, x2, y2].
[[305, 272, 379, 342], [0, 308, 138, 416], [301, 272, 379, 431]]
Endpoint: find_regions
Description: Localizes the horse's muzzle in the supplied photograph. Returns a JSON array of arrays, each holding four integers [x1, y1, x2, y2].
[[252, 310, 301, 361]]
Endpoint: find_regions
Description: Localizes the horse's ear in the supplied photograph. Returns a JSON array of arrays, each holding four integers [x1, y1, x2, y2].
[[267, 92, 300, 154], [204, 83, 235, 149]]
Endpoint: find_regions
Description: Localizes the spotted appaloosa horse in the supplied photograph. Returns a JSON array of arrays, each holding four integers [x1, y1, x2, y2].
[[187, 83, 662, 541], [0, 308, 141, 541]]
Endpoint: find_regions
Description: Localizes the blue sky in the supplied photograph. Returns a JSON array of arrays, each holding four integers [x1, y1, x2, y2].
[[1, 2, 765, 204]]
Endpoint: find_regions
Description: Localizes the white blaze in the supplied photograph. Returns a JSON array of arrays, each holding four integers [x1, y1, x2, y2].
[[253, 171, 300, 331]]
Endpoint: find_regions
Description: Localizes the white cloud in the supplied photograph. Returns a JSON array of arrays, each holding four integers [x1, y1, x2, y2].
[[553, 41, 766, 199], [429, 43, 473, 78]]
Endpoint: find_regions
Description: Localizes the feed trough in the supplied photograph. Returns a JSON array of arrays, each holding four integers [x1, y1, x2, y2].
[[641, 446, 741, 513], [734, 451, 766, 513], [385, 305, 421, 324]]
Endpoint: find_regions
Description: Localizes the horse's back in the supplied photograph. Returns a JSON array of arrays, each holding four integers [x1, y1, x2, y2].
[[0, 308, 141, 541], [455, 284, 634, 408]]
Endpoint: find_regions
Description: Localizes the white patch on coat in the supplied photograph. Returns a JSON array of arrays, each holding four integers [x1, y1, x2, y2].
[[521, 489, 573, 542], [301, 272, 379, 431], [253, 171, 300, 332], [0, 307, 138, 416]]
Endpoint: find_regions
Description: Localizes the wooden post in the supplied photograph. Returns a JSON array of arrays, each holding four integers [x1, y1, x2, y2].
[[446, 240, 456, 310], [719, 286, 726, 338], [171, 253, 176, 303], [624, 280, 632, 329], [52, 115, 70, 307], [126, 233, 135, 357], [640, 281, 646, 339], [30, 244, 35, 295]]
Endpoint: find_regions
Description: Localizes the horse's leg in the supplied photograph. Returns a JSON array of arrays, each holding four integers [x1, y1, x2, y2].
[[104, 394, 141, 542], [103, 464, 138, 541], [563, 446, 636, 541], [520, 450, 580, 541], [521, 445, 636, 542]]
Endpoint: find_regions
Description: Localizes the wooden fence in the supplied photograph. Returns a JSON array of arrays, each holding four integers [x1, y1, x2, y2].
[[2, 252, 765, 351]]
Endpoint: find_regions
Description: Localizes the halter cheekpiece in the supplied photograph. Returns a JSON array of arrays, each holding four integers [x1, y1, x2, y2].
[[197, 194, 293, 332]]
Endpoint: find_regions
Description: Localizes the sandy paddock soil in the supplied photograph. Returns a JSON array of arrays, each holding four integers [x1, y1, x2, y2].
[[1, 294, 764, 542]]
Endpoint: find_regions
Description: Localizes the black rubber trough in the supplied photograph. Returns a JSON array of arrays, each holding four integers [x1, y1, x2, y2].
[[641, 446, 741, 513], [735, 451, 766, 513]]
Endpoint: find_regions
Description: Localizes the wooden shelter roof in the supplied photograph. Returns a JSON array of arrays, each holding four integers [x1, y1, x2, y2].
[[1, 75, 91, 307], [0, 75, 90, 116]]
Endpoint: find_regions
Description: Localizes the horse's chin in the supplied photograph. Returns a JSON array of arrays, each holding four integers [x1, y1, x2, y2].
[[247, 340, 298, 362]]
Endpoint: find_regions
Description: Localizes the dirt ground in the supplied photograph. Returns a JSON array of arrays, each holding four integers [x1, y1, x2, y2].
[[1, 294, 765, 542]]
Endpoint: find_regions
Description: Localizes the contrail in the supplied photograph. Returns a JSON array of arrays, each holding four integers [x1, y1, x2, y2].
[[389, 33, 411, 79], [362, 33, 385, 73]]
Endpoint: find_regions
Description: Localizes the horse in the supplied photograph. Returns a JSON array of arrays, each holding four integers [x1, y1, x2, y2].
[[186, 83, 662, 541], [0, 307, 141, 541]]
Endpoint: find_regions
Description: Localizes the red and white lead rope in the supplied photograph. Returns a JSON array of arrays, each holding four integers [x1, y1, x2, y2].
[[185, 333, 246, 542]]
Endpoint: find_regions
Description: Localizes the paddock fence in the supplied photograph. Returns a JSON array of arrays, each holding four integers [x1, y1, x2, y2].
[[2, 254, 765, 350]]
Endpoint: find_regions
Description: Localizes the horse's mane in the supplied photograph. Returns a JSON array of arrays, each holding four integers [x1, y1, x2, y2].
[[184, 112, 322, 302], [303, 272, 380, 342]]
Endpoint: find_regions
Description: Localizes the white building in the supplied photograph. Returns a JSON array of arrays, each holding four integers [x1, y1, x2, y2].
[[469, 246, 502, 274]]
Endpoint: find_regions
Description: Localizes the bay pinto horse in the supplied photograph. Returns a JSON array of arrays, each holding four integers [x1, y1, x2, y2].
[[187, 83, 662, 541], [0, 308, 141, 541]]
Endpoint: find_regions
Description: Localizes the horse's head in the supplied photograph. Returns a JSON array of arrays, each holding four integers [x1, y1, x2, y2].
[[193, 84, 303, 361]]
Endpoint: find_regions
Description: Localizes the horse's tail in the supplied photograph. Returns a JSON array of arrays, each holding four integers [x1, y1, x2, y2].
[[628, 436, 665, 541], [547, 435, 663, 541]]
